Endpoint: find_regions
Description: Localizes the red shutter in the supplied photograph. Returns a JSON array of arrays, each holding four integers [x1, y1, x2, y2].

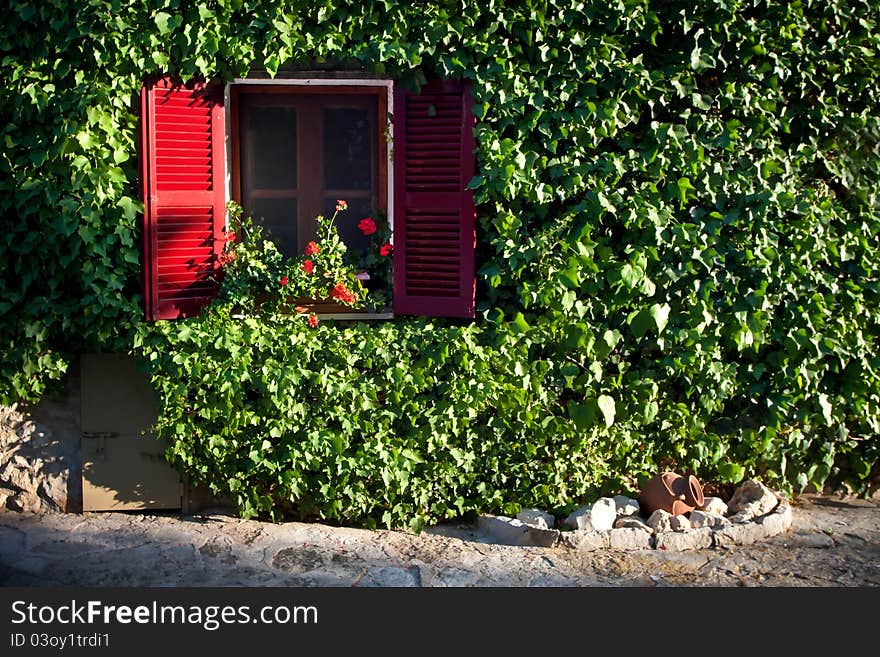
[[141, 77, 226, 321], [393, 79, 476, 318]]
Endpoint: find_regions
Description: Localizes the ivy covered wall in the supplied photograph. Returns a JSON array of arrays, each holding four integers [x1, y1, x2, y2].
[[2, 0, 879, 528]]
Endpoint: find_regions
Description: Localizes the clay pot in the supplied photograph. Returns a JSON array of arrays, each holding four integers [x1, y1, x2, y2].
[[638, 472, 705, 516]]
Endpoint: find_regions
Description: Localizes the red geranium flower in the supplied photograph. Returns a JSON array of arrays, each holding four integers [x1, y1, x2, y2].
[[331, 282, 357, 304], [358, 217, 377, 236], [280, 275, 288, 286], [308, 313, 319, 328], [305, 241, 320, 256], [379, 243, 393, 257], [331, 282, 348, 300], [301, 260, 314, 274], [226, 231, 236, 243]]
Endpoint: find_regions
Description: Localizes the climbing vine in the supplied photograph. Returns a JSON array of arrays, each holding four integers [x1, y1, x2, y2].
[[3, 0, 879, 528]]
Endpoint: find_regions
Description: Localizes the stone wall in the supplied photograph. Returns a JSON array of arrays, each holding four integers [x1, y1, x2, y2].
[[0, 367, 82, 513]]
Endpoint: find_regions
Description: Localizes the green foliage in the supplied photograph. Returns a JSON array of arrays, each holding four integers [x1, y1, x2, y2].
[[134, 316, 606, 529], [3, 0, 880, 527]]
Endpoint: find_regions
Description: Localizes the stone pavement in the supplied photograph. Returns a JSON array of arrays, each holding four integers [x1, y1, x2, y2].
[[0, 494, 878, 587]]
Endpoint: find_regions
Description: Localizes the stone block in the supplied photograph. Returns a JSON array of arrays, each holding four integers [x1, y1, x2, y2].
[[560, 529, 609, 552], [609, 527, 653, 550], [477, 515, 560, 547], [654, 528, 714, 551], [689, 510, 730, 529], [647, 509, 673, 533], [516, 508, 555, 529], [713, 520, 770, 547]]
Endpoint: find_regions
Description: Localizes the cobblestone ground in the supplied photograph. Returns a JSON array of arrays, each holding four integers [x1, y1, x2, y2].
[[0, 494, 877, 587]]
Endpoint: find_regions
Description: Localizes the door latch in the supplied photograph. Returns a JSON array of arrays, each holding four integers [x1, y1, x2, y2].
[[82, 432, 119, 461]]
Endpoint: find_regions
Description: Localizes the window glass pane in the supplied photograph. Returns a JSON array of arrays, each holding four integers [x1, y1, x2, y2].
[[251, 198, 298, 255], [244, 105, 297, 189], [323, 108, 372, 190], [323, 197, 373, 255]]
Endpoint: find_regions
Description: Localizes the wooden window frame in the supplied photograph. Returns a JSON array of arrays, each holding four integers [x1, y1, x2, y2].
[[225, 78, 394, 320]]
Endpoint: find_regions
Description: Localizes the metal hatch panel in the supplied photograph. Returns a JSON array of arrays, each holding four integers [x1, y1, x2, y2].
[[80, 353, 182, 511]]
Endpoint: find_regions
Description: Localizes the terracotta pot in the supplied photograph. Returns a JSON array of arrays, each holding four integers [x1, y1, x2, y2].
[[638, 472, 705, 516]]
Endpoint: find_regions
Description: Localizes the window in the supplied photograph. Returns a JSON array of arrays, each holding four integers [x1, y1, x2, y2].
[[231, 83, 389, 259], [139, 75, 475, 322]]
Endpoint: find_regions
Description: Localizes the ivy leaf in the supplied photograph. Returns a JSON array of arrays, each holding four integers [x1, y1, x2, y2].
[[510, 312, 530, 333], [154, 12, 172, 35], [690, 29, 716, 71], [643, 401, 658, 423], [568, 401, 596, 430], [650, 303, 671, 334], [76, 132, 94, 150], [597, 395, 615, 428], [595, 329, 621, 358], [676, 177, 696, 205], [628, 308, 652, 339], [558, 268, 580, 289], [620, 263, 642, 289], [818, 393, 833, 425], [117, 196, 137, 221]]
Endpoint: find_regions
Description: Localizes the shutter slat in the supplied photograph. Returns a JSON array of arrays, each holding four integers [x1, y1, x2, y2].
[[142, 77, 225, 321]]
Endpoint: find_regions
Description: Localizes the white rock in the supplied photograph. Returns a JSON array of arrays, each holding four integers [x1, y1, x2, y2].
[[698, 496, 728, 516], [516, 508, 554, 529], [760, 511, 787, 536], [760, 497, 792, 536], [727, 480, 778, 519], [671, 515, 690, 532], [590, 497, 617, 531], [477, 515, 559, 547], [560, 530, 609, 551], [563, 505, 593, 531], [613, 516, 653, 534], [774, 498, 793, 531], [609, 527, 653, 550], [689, 510, 730, 529], [613, 495, 640, 517], [655, 528, 714, 551], [647, 509, 673, 533]]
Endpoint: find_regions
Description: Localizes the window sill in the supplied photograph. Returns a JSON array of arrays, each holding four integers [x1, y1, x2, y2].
[[317, 311, 394, 321], [229, 310, 394, 322]]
